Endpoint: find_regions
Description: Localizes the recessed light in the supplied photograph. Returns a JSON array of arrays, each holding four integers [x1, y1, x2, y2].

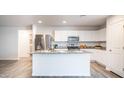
[[62, 20, 67, 24], [38, 20, 43, 24]]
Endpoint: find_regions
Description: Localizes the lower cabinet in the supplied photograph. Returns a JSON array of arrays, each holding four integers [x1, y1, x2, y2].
[[81, 49, 107, 66], [82, 49, 124, 77], [92, 50, 107, 66], [106, 53, 124, 77]]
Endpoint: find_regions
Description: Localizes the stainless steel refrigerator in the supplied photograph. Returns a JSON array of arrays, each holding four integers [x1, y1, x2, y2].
[[35, 34, 53, 51], [45, 35, 53, 50]]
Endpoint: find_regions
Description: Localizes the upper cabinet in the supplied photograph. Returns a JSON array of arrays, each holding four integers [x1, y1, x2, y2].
[[55, 31, 78, 41], [98, 28, 106, 41], [77, 31, 98, 41], [55, 29, 106, 42]]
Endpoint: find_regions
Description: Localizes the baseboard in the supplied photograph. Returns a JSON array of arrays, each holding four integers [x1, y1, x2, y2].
[[0, 58, 19, 60]]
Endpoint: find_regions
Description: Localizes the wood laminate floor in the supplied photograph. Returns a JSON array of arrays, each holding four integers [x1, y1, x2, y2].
[[0, 58, 121, 78], [90, 62, 121, 78]]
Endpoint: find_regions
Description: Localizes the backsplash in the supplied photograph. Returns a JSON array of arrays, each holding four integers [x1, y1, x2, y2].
[[53, 41, 106, 49]]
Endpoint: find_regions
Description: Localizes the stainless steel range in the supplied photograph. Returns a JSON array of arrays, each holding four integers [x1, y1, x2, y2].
[[67, 36, 80, 50]]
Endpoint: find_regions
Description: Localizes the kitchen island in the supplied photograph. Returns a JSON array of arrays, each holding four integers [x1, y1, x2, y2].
[[32, 50, 91, 77]]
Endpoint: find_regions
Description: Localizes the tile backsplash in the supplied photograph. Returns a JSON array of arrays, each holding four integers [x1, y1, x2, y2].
[[53, 41, 106, 49]]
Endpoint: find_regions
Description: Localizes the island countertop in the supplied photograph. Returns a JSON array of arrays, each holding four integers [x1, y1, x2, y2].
[[32, 49, 91, 54]]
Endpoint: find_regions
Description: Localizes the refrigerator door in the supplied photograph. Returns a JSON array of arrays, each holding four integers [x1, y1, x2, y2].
[[35, 35, 45, 50], [45, 35, 53, 50]]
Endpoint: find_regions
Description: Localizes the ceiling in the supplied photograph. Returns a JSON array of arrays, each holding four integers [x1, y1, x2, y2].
[[0, 15, 109, 27]]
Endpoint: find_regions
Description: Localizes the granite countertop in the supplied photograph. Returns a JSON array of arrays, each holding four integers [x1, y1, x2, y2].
[[54, 47, 106, 51], [32, 50, 91, 54]]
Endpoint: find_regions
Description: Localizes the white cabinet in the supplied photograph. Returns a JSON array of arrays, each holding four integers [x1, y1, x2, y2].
[[78, 31, 98, 41], [92, 50, 107, 66], [106, 16, 124, 77], [81, 49, 107, 66], [79, 29, 106, 41], [55, 31, 78, 41], [55, 30, 106, 41], [107, 53, 124, 77], [98, 28, 106, 41]]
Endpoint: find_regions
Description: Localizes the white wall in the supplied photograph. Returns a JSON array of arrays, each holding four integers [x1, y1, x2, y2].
[[0, 26, 31, 60]]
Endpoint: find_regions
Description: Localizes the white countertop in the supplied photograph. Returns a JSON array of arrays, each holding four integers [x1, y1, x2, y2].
[[32, 49, 91, 54]]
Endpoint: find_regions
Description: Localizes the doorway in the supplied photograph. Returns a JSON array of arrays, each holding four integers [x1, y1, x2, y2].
[[18, 30, 32, 59]]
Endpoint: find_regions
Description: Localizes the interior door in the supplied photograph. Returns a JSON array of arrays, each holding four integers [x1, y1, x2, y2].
[[107, 21, 124, 77], [108, 22, 124, 53], [18, 30, 32, 58]]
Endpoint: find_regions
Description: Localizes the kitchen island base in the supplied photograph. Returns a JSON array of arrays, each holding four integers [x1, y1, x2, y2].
[[32, 52, 91, 77]]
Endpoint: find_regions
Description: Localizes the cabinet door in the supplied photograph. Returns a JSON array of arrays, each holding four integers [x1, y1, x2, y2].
[[55, 31, 78, 41], [82, 49, 107, 66], [55, 31, 68, 41], [107, 53, 124, 77], [98, 28, 106, 41], [91, 50, 107, 66], [79, 31, 98, 41], [79, 31, 91, 41]]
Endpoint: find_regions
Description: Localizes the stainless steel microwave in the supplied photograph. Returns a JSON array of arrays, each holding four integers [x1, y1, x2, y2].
[[68, 36, 79, 42]]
